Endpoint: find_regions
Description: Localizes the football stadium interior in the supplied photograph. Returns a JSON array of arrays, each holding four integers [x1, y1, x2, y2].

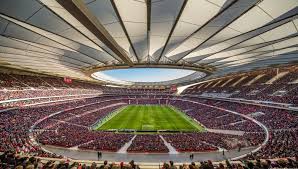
[[0, 0, 297, 168]]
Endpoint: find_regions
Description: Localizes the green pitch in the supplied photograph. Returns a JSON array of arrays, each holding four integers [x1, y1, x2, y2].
[[96, 105, 205, 132]]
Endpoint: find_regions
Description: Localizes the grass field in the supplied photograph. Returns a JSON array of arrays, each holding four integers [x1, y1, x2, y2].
[[96, 105, 205, 131]]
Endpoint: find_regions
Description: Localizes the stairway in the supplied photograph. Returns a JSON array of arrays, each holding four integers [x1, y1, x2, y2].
[[244, 74, 265, 86], [117, 135, 137, 154], [265, 71, 289, 84], [231, 76, 247, 87]]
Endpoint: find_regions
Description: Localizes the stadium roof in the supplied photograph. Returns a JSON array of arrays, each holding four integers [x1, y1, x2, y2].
[[0, 0, 297, 85]]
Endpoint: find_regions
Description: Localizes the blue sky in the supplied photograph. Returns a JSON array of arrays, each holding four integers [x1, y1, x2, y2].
[[102, 68, 195, 82]]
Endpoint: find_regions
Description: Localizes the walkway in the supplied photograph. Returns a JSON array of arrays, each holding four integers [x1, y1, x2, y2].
[[69, 140, 94, 150], [43, 145, 256, 163], [159, 135, 178, 154], [206, 128, 245, 136], [117, 135, 137, 154]]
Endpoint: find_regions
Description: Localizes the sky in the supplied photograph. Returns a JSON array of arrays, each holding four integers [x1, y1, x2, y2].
[[102, 68, 195, 82]]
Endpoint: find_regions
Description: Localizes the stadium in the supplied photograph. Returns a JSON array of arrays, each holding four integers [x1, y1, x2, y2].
[[0, 0, 297, 168]]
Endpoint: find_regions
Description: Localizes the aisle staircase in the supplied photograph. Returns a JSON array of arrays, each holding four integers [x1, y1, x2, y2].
[[159, 135, 179, 154], [265, 72, 289, 84], [117, 135, 137, 153], [244, 74, 265, 86]]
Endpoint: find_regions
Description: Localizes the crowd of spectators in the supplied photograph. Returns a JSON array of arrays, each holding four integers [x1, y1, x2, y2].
[[0, 73, 103, 90], [0, 88, 101, 101], [168, 99, 263, 132], [127, 135, 169, 153], [0, 70, 297, 162], [1, 151, 298, 169], [32, 96, 272, 152], [162, 133, 217, 152], [101, 87, 174, 95], [190, 99, 298, 131], [183, 65, 298, 105], [32, 96, 266, 154], [0, 73, 106, 110], [0, 152, 142, 169], [161, 158, 298, 169], [0, 72, 173, 95], [1, 92, 297, 159], [78, 132, 133, 152], [251, 129, 298, 159], [0, 93, 100, 110], [174, 97, 298, 159], [0, 72, 175, 110], [163, 132, 264, 152], [37, 123, 133, 152], [0, 97, 109, 155], [2, 93, 295, 157]]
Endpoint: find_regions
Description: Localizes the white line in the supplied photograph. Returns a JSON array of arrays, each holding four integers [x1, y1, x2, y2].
[[168, 105, 206, 131], [91, 105, 127, 130]]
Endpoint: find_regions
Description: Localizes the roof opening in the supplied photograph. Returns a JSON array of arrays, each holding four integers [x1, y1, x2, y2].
[[91, 68, 199, 84]]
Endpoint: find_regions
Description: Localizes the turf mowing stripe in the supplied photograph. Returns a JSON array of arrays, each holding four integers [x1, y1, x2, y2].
[[163, 106, 192, 130], [165, 107, 178, 130], [97, 105, 205, 132], [122, 105, 138, 129], [161, 106, 177, 130], [168, 106, 196, 130]]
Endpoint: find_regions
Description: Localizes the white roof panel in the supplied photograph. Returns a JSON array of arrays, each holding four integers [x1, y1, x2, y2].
[[0, 0, 296, 83]]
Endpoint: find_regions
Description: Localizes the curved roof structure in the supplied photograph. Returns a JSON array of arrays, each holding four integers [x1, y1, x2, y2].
[[0, 0, 297, 85]]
